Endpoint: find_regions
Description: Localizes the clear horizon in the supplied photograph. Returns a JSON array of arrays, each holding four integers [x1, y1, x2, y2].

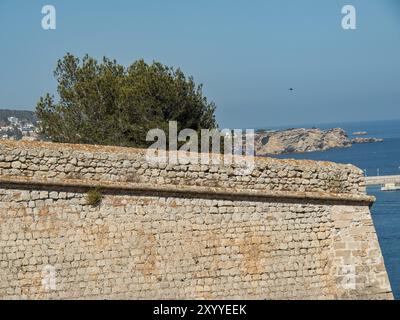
[[1, 0, 399, 128]]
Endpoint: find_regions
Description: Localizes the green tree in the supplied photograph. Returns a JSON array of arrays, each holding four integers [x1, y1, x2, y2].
[[36, 53, 217, 147]]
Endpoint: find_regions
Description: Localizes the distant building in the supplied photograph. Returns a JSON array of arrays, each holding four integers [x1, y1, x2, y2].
[[22, 125, 35, 132], [7, 117, 19, 125]]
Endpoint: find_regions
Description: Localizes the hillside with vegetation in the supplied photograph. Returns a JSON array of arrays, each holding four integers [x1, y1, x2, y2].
[[0, 109, 37, 125]]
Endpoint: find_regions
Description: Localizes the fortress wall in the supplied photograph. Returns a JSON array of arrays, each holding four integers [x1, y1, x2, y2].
[[0, 141, 366, 195], [0, 140, 393, 299]]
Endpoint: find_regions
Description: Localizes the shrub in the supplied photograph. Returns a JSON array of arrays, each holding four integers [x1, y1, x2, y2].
[[86, 188, 102, 206]]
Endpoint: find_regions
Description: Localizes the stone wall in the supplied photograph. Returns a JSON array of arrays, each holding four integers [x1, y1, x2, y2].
[[0, 140, 393, 299]]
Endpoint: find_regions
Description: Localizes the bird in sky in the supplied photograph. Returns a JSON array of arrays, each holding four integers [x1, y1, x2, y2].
[[289, 88, 294, 91]]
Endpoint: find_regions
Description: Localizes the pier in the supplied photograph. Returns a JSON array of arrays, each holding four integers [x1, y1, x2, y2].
[[365, 175, 400, 186]]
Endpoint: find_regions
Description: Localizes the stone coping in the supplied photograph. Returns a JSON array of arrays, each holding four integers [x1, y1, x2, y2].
[[0, 139, 362, 170]]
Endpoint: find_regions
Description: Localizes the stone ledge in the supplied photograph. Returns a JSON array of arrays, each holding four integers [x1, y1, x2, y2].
[[0, 175, 375, 204], [0, 139, 363, 170], [0, 140, 368, 197]]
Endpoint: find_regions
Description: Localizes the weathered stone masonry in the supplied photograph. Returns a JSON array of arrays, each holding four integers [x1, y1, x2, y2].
[[0, 140, 393, 299]]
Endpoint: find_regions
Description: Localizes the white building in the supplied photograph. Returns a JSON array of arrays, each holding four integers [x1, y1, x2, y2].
[[7, 117, 19, 125]]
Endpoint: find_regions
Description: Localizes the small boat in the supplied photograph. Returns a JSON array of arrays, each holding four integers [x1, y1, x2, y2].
[[381, 183, 400, 191]]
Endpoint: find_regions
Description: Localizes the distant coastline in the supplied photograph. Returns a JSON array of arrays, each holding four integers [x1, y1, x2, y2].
[[254, 127, 383, 156], [0, 109, 36, 124], [0, 108, 386, 155], [0, 109, 38, 141]]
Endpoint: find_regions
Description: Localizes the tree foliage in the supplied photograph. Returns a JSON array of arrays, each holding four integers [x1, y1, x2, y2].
[[36, 53, 217, 147]]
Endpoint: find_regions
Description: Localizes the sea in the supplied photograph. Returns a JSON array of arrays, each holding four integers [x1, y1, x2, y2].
[[273, 119, 400, 299]]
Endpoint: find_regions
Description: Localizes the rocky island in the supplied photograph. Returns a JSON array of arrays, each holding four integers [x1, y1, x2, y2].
[[352, 137, 384, 144], [254, 127, 383, 156]]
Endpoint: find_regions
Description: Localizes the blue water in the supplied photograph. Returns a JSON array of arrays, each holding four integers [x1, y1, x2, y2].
[[368, 185, 400, 299], [275, 119, 400, 299]]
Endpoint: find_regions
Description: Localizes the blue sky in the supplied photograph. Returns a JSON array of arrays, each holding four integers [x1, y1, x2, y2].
[[0, 0, 399, 128]]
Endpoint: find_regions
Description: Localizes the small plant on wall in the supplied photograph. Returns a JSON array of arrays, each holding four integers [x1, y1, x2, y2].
[[86, 188, 102, 207]]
